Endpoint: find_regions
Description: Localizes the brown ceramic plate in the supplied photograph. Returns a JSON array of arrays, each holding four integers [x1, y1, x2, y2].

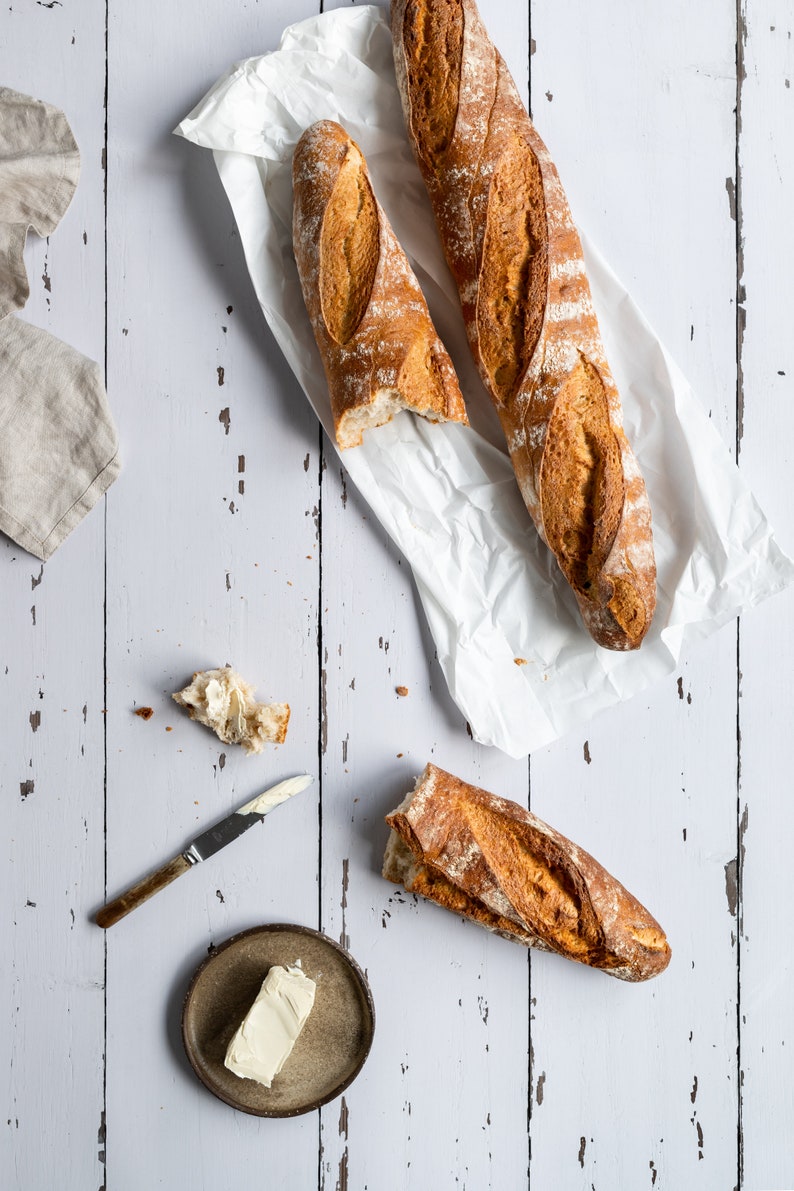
[[181, 923, 375, 1117]]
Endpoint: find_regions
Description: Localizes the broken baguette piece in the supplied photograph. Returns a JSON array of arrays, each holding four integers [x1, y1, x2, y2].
[[383, 763, 671, 982], [172, 666, 289, 754], [292, 119, 468, 449]]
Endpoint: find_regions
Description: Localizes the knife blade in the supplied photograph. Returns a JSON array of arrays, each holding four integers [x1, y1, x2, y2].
[[95, 774, 313, 929]]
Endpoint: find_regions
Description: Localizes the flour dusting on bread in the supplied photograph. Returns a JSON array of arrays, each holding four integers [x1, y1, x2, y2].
[[292, 119, 468, 449], [391, 0, 656, 649], [383, 763, 671, 981]]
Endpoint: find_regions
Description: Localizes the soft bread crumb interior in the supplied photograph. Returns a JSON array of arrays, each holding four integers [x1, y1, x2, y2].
[[337, 387, 455, 449], [172, 666, 290, 754]]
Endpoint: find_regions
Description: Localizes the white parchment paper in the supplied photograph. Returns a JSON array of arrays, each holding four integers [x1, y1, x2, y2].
[[175, 5, 794, 758]]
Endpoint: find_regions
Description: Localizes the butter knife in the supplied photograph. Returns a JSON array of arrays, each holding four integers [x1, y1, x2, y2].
[[95, 775, 313, 929]]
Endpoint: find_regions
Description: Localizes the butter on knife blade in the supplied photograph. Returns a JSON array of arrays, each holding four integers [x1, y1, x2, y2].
[[95, 774, 313, 929], [235, 775, 313, 817]]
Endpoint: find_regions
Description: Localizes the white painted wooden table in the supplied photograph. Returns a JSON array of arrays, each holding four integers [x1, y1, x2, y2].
[[2, 2, 793, 1188]]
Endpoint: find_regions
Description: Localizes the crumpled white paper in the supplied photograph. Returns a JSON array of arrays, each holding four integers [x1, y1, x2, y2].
[[175, 5, 794, 758]]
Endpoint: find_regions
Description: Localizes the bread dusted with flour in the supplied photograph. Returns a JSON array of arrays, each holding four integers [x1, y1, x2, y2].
[[391, 0, 656, 649], [292, 120, 468, 449], [383, 764, 671, 982]]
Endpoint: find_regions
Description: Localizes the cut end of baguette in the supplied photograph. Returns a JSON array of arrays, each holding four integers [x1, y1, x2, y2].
[[336, 382, 467, 450]]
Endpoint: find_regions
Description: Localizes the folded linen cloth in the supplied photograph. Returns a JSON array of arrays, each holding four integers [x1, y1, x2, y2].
[[0, 87, 119, 560]]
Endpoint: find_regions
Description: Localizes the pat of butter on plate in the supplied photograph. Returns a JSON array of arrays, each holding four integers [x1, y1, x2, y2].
[[224, 963, 316, 1087]]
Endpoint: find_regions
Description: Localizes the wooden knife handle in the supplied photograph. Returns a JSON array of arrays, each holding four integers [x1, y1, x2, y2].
[[95, 853, 192, 928]]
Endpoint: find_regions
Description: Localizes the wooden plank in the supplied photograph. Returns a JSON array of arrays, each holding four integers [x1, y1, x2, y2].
[[316, 3, 533, 1187], [102, 2, 324, 1186], [736, 6, 794, 1188], [318, 459, 532, 1190], [0, 4, 108, 1189], [528, 2, 740, 1187]]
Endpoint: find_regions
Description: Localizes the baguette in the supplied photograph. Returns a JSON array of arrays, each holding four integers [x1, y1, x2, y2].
[[383, 763, 671, 981], [391, 0, 656, 650], [292, 120, 468, 449]]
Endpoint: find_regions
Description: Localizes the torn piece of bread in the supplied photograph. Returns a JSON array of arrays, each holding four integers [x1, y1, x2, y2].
[[292, 119, 468, 449], [383, 763, 671, 982], [172, 667, 290, 755]]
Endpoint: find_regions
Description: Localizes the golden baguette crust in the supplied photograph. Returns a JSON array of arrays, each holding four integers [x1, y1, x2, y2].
[[292, 120, 468, 449], [383, 763, 671, 981], [391, 0, 656, 649]]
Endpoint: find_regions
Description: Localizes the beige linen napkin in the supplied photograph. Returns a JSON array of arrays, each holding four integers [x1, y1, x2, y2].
[[0, 87, 119, 560]]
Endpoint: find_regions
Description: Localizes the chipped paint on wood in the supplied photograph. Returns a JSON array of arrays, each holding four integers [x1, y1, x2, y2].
[[2, 1, 788, 1187], [340, 858, 350, 951], [535, 1072, 546, 1106], [320, 654, 328, 756], [336, 1096, 349, 1191], [724, 859, 738, 916]]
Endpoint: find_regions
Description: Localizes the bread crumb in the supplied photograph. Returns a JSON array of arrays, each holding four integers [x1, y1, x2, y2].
[[165, 726, 173, 732], [514, 657, 528, 666], [134, 706, 154, 720], [172, 666, 290, 754], [396, 685, 409, 697]]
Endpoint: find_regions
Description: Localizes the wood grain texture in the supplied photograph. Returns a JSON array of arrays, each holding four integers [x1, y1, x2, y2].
[[96, 853, 193, 928], [101, 1, 324, 1186], [1, 0, 792, 1188], [318, 458, 532, 1189], [0, 4, 107, 1190], [529, 2, 740, 1186], [736, 5, 794, 1188]]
